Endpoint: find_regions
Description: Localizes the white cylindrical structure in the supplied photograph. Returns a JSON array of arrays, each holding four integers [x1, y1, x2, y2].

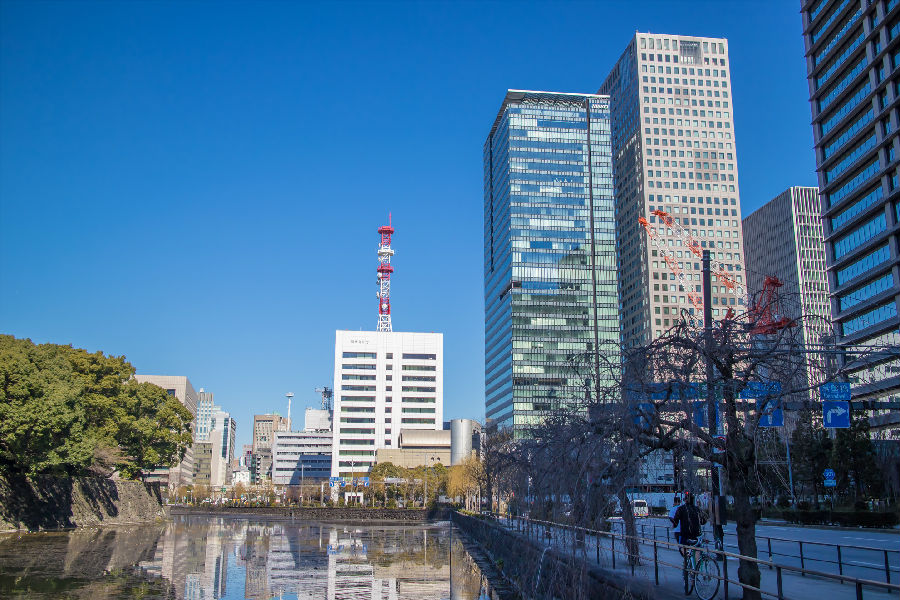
[[450, 419, 477, 466]]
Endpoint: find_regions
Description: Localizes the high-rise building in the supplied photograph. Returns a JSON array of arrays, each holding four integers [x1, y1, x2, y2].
[[743, 186, 833, 394], [599, 34, 746, 347], [801, 0, 900, 413], [330, 330, 443, 480], [196, 389, 215, 442], [483, 90, 620, 433], [134, 374, 199, 490], [209, 408, 236, 488]]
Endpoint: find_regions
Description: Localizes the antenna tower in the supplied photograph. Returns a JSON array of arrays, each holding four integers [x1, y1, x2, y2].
[[377, 214, 395, 332], [315, 386, 333, 412]]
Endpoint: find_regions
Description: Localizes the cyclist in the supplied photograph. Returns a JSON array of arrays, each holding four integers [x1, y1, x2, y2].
[[672, 491, 707, 594]]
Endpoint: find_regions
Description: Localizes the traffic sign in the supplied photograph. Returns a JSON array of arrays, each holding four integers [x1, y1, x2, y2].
[[824, 479, 837, 488], [820, 382, 851, 401], [757, 397, 784, 427], [823, 468, 835, 480], [692, 401, 721, 430], [740, 381, 783, 427], [823, 401, 851, 428]]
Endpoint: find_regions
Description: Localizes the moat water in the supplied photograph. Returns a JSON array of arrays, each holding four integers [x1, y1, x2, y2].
[[0, 515, 500, 599]]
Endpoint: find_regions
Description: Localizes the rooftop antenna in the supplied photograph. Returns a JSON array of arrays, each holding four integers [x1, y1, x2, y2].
[[377, 213, 394, 332], [315, 386, 333, 412], [285, 392, 294, 431]]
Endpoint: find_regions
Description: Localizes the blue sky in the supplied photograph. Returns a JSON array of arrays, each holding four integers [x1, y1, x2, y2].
[[0, 1, 816, 450]]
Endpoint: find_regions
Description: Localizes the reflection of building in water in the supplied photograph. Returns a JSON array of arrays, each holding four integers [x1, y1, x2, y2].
[[265, 524, 330, 599]]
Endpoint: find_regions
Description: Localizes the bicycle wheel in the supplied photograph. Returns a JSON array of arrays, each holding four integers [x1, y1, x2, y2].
[[693, 554, 720, 600], [683, 554, 694, 595]]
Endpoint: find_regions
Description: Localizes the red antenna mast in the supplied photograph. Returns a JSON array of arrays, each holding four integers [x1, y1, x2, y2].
[[377, 214, 394, 332]]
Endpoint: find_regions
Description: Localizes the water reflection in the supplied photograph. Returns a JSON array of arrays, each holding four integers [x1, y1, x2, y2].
[[0, 516, 497, 600]]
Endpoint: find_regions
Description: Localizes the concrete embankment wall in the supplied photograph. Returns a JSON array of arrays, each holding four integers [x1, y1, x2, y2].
[[452, 512, 656, 600], [171, 505, 450, 521], [0, 474, 167, 532]]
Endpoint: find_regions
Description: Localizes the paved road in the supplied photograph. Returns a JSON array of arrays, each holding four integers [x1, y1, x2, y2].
[[498, 516, 899, 599], [618, 517, 899, 585]]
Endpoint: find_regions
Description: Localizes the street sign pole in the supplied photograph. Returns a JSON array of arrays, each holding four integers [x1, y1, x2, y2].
[[703, 251, 724, 550]]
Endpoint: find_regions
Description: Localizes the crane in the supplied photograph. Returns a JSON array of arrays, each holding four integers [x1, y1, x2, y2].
[[639, 210, 795, 334], [314, 386, 333, 412]]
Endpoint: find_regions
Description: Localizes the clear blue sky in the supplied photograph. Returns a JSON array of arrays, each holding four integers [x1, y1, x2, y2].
[[0, 1, 816, 451]]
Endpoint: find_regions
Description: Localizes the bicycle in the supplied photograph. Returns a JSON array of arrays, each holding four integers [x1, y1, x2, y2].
[[681, 535, 721, 600]]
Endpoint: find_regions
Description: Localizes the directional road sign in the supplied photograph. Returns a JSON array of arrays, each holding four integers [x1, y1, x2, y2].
[[820, 382, 851, 401], [824, 479, 837, 488], [692, 401, 720, 430], [740, 381, 783, 427], [823, 401, 851, 428]]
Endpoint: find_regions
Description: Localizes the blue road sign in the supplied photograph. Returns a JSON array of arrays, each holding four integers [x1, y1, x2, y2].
[[823, 469, 835, 480], [820, 382, 851, 402], [757, 396, 784, 427], [692, 401, 721, 431], [823, 401, 851, 428], [824, 479, 837, 488], [740, 381, 783, 427]]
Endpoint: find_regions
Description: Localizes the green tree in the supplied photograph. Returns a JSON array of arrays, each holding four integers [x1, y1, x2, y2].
[[832, 415, 882, 502], [0, 335, 194, 480], [0, 336, 94, 476]]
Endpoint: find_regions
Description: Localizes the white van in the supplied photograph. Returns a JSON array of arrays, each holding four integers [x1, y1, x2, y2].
[[632, 499, 649, 518]]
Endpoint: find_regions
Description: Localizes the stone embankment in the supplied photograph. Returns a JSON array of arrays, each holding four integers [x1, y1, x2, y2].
[[452, 512, 657, 600], [0, 474, 167, 532], [171, 505, 451, 521]]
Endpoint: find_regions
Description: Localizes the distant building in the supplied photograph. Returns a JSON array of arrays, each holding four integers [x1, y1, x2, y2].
[[232, 468, 250, 486], [331, 330, 443, 481], [449, 418, 481, 466], [251, 413, 289, 484], [134, 374, 199, 490], [272, 406, 333, 486], [743, 186, 833, 400], [376, 429, 451, 468], [192, 442, 213, 488], [209, 408, 236, 489]]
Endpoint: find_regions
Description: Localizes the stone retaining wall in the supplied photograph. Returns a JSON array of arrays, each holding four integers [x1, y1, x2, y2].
[[0, 474, 168, 532], [452, 512, 656, 600], [171, 505, 451, 521]]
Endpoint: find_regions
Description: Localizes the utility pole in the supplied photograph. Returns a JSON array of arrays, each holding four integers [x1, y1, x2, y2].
[[703, 250, 725, 550]]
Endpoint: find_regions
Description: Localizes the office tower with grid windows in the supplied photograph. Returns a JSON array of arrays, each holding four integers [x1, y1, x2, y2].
[[330, 330, 443, 480], [599, 34, 746, 348], [743, 186, 834, 394], [801, 0, 900, 420], [483, 90, 620, 433]]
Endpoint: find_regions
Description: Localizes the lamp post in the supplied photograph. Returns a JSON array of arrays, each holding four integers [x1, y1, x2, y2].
[[301, 463, 305, 505]]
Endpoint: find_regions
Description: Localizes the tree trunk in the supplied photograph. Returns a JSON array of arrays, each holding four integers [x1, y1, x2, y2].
[[730, 469, 761, 600], [616, 487, 640, 565]]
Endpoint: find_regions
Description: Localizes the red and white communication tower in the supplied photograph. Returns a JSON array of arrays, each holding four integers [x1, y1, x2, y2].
[[376, 214, 395, 332]]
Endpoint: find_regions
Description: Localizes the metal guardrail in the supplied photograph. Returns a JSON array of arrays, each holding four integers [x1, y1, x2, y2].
[[480, 512, 899, 600], [621, 517, 898, 585]]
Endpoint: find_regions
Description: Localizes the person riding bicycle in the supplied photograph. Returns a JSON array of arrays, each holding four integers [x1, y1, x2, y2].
[[672, 491, 708, 594]]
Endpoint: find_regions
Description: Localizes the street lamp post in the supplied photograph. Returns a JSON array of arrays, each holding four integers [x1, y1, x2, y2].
[[301, 463, 305, 505]]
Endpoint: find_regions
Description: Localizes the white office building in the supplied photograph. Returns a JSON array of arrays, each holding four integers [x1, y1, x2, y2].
[[330, 330, 443, 479], [272, 407, 334, 485]]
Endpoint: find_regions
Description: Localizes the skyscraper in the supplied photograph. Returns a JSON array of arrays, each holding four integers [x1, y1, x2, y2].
[[743, 186, 833, 394], [483, 90, 620, 433], [801, 0, 900, 409], [599, 34, 746, 347]]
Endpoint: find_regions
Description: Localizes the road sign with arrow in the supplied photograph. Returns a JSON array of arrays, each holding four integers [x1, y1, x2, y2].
[[823, 401, 850, 428]]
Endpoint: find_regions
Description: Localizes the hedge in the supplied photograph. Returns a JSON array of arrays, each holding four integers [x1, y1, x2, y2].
[[781, 510, 899, 528]]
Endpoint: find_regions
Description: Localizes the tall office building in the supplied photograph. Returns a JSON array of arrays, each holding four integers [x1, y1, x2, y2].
[[743, 186, 833, 394], [483, 90, 620, 432], [134, 374, 199, 490], [599, 34, 746, 347], [801, 0, 900, 411], [209, 408, 236, 488], [330, 330, 443, 480]]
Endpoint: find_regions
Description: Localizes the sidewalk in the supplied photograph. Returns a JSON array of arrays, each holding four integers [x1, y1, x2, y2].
[[497, 516, 898, 599]]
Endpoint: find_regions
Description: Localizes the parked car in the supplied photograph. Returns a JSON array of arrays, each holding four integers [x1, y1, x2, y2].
[[632, 499, 649, 518]]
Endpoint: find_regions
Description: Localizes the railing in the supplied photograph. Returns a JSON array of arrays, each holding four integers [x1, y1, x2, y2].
[[479, 512, 899, 600], [615, 517, 898, 587]]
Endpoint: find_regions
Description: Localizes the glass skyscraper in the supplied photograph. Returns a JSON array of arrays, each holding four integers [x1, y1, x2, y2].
[[801, 0, 900, 423], [483, 90, 620, 433]]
